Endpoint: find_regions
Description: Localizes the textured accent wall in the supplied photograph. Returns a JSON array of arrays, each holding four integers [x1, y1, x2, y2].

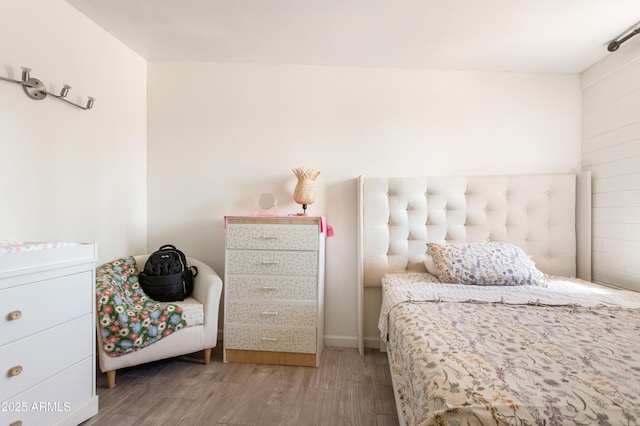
[[582, 41, 640, 292]]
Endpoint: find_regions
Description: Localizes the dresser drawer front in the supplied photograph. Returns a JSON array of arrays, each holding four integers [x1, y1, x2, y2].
[[226, 275, 317, 302], [226, 301, 317, 327], [225, 325, 316, 353], [0, 271, 92, 347], [227, 224, 318, 250], [227, 250, 318, 275], [2, 357, 94, 426], [0, 315, 92, 402]]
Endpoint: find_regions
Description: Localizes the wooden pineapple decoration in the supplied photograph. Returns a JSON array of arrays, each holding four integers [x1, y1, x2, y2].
[[292, 167, 320, 215]]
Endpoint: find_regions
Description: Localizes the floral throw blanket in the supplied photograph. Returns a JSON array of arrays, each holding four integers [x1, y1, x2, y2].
[[382, 274, 640, 425], [96, 256, 186, 357]]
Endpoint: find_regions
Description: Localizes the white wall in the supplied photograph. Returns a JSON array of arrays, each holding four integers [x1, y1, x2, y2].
[[0, 0, 147, 264], [581, 39, 640, 292], [148, 62, 581, 347]]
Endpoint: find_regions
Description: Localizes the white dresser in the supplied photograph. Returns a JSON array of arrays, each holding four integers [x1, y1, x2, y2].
[[0, 242, 98, 426], [224, 217, 326, 367]]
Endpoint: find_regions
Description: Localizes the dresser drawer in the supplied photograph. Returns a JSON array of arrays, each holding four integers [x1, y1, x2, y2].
[[225, 325, 316, 353], [0, 271, 92, 347], [0, 315, 92, 402], [227, 250, 318, 275], [226, 275, 317, 302], [226, 301, 317, 327], [226, 224, 318, 250], [2, 357, 94, 426]]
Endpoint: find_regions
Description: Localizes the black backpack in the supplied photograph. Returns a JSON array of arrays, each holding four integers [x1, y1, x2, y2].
[[139, 244, 198, 302]]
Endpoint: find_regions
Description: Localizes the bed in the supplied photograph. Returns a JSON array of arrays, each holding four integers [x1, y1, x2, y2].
[[356, 173, 640, 425]]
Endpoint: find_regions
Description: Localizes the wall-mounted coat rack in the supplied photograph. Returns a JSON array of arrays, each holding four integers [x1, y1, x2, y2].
[[0, 66, 95, 110]]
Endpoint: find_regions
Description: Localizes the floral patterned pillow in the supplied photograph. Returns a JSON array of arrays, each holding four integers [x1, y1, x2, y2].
[[427, 242, 546, 286]]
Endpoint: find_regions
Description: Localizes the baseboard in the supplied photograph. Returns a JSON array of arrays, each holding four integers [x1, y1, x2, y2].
[[323, 335, 358, 348], [323, 335, 382, 350], [364, 336, 382, 350]]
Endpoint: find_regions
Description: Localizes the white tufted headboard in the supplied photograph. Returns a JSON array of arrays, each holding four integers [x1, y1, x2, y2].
[[356, 172, 591, 354]]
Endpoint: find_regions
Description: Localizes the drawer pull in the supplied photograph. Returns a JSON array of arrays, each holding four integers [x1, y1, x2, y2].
[[7, 365, 23, 377], [261, 337, 277, 342], [261, 260, 280, 265], [261, 235, 280, 240], [261, 311, 279, 316], [261, 286, 279, 290], [7, 310, 22, 321]]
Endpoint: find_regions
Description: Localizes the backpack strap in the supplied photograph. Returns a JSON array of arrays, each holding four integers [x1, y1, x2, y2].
[[190, 265, 198, 278]]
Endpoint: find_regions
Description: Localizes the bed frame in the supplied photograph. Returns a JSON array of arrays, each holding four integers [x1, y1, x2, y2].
[[356, 172, 591, 355]]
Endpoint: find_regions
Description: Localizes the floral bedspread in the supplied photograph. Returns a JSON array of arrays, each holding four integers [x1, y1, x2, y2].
[[381, 273, 640, 425], [96, 256, 186, 357]]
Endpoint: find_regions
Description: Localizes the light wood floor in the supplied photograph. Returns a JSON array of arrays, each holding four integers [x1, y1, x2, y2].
[[82, 346, 399, 426]]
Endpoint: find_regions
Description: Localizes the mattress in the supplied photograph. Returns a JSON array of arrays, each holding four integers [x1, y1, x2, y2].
[[380, 273, 640, 426]]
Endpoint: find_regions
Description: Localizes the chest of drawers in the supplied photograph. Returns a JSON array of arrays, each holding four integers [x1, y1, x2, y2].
[[0, 243, 98, 426], [224, 217, 325, 367]]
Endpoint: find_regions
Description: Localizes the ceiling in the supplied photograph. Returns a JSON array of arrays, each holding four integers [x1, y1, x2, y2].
[[66, 0, 640, 73]]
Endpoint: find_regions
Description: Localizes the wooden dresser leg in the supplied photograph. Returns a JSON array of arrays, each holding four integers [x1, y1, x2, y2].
[[106, 370, 116, 389], [204, 348, 212, 365]]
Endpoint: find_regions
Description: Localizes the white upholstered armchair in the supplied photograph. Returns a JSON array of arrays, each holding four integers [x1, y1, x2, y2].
[[96, 255, 223, 389]]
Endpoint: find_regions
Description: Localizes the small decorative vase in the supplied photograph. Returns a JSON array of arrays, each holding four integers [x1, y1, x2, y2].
[[292, 167, 320, 215]]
